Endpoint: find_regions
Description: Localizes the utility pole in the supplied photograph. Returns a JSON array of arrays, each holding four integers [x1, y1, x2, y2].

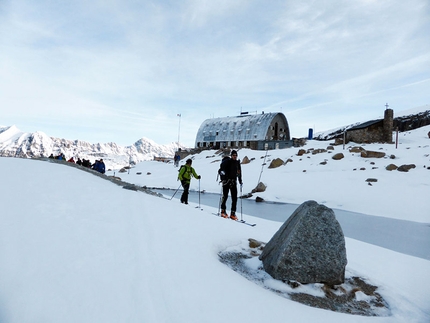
[[177, 113, 181, 151]]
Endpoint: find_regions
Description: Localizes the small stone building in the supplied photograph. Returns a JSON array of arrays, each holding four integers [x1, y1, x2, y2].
[[346, 109, 393, 143], [194, 112, 291, 150]]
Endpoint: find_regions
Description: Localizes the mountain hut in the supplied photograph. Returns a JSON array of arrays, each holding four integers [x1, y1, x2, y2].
[[194, 112, 292, 150]]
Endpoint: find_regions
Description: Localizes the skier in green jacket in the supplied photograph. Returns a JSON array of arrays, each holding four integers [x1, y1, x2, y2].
[[178, 159, 201, 204]]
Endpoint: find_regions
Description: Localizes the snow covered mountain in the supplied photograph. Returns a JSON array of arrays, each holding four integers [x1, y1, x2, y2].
[[2, 105, 428, 170], [0, 125, 180, 170]]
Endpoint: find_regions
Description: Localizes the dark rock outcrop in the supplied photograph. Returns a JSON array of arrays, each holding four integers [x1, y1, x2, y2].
[[393, 109, 430, 132]]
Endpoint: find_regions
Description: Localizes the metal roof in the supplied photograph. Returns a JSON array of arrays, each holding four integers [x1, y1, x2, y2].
[[348, 119, 382, 131], [195, 112, 287, 145]]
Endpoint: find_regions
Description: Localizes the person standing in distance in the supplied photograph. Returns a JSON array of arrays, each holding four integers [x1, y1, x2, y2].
[[220, 150, 242, 220], [178, 158, 201, 204]]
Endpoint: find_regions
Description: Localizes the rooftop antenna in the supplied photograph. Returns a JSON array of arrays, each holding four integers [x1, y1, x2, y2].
[[177, 113, 181, 151], [385, 103, 389, 110]]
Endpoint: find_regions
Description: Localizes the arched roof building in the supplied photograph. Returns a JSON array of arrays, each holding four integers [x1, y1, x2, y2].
[[195, 112, 291, 150]]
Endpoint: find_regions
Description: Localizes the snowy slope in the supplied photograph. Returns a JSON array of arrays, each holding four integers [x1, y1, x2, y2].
[[0, 156, 429, 323], [110, 125, 430, 223]]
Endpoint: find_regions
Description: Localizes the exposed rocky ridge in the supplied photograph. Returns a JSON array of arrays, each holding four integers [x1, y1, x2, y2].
[[0, 125, 181, 169], [393, 109, 430, 132], [314, 108, 430, 141]]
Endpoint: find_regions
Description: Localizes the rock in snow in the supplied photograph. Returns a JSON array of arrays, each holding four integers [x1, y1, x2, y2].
[[259, 200, 347, 285]]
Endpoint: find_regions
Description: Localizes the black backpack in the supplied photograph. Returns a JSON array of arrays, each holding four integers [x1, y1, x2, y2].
[[218, 156, 230, 181]]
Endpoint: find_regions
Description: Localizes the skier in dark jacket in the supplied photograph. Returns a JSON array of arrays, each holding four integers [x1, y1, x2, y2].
[[92, 159, 106, 174], [98, 159, 106, 174], [220, 150, 242, 220], [178, 159, 200, 204]]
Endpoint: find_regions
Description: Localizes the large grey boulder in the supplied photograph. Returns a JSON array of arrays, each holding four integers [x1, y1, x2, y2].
[[259, 200, 347, 285]]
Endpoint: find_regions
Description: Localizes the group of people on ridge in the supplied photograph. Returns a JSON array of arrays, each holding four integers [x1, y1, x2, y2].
[[177, 150, 242, 221], [48, 153, 105, 174]]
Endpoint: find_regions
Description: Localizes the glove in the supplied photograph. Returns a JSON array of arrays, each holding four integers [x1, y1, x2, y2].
[[198, 175, 201, 179]]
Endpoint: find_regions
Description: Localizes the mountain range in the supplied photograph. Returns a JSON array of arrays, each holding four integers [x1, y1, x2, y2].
[[0, 125, 180, 170], [1, 105, 428, 170]]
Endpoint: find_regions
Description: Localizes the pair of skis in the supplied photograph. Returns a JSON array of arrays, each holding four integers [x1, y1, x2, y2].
[[213, 183, 256, 226], [174, 179, 256, 226], [211, 212, 256, 227]]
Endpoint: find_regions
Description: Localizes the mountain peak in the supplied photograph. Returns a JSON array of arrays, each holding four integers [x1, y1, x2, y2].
[[0, 126, 179, 169]]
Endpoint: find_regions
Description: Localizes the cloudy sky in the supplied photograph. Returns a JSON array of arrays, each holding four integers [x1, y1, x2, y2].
[[1, 0, 429, 147]]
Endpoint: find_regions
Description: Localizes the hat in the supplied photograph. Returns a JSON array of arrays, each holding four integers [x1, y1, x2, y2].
[[231, 150, 238, 156], [186, 158, 192, 164]]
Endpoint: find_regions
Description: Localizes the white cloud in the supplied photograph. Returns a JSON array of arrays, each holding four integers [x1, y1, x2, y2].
[[0, 0, 429, 146]]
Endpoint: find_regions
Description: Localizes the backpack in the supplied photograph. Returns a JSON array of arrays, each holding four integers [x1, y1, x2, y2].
[[177, 165, 186, 181], [218, 156, 230, 181]]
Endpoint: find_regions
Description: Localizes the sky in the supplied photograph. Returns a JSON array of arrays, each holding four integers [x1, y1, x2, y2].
[[1, 125, 429, 322], [1, 0, 429, 147]]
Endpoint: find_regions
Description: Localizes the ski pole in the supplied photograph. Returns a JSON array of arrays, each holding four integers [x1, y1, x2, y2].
[[240, 184, 243, 221], [217, 184, 223, 216], [196, 178, 201, 209], [170, 183, 182, 200], [257, 149, 268, 185]]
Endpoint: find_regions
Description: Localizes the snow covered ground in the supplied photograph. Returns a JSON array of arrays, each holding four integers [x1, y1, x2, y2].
[[0, 126, 429, 322], [114, 125, 430, 224]]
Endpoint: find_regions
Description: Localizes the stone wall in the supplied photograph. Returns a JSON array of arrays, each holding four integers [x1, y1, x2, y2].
[[346, 109, 393, 144], [346, 122, 385, 143]]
